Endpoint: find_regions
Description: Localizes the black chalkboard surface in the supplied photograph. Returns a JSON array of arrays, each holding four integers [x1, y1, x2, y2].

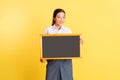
[[40, 34, 80, 59]]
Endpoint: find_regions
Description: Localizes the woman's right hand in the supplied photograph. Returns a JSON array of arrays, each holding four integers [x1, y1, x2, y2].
[[40, 58, 47, 63]]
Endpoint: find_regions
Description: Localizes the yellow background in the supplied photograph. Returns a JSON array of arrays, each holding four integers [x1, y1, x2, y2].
[[0, 0, 120, 80]]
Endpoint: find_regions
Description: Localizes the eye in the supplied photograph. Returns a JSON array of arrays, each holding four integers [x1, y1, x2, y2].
[[63, 16, 65, 18], [57, 16, 60, 18]]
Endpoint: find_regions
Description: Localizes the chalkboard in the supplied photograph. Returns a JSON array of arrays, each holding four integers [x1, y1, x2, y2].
[[40, 34, 80, 59]]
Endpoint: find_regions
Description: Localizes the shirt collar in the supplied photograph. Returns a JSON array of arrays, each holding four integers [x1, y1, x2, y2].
[[52, 24, 64, 30]]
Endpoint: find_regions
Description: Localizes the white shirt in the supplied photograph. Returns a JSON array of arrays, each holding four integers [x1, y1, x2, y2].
[[44, 25, 72, 34]]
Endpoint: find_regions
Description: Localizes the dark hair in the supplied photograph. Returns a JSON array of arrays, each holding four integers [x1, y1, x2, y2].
[[52, 8, 66, 25]]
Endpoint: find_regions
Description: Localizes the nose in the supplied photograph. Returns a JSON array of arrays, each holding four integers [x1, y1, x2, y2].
[[60, 17, 64, 21]]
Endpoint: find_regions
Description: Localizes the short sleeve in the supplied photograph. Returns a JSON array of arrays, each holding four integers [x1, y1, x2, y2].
[[68, 29, 72, 34], [44, 28, 48, 34], [65, 27, 72, 34]]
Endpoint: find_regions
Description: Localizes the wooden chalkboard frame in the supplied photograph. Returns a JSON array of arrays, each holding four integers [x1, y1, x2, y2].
[[40, 34, 80, 59]]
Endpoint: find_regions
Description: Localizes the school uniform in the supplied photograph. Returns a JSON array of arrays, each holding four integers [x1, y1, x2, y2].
[[44, 25, 73, 80]]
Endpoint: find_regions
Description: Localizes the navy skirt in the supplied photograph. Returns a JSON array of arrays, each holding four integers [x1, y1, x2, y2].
[[46, 59, 73, 80]]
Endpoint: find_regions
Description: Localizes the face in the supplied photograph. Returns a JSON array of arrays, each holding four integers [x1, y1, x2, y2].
[[54, 12, 65, 27]]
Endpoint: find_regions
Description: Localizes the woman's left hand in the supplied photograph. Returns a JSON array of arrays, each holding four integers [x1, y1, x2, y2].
[[79, 37, 83, 45]]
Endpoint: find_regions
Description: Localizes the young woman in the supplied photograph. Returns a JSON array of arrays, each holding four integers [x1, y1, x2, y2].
[[40, 8, 83, 80]]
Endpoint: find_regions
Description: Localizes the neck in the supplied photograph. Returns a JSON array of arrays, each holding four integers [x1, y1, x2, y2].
[[55, 24, 62, 30]]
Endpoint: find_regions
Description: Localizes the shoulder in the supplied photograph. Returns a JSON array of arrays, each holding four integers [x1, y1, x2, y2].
[[44, 25, 53, 34], [45, 25, 53, 30], [63, 26, 71, 30], [62, 25, 72, 33]]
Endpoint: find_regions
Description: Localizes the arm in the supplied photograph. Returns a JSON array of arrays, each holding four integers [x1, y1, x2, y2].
[[80, 37, 83, 45]]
